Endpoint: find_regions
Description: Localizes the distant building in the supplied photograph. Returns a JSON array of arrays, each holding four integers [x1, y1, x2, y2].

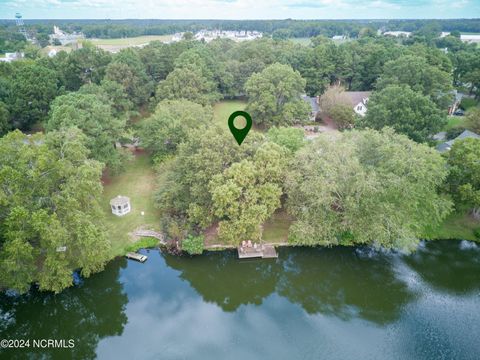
[[383, 31, 411, 37], [0, 52, 24, 63], [172, 29, 263, 43], [49, 25, 84, 46], [332, 35, 347, 40], [436, 130, 480, 152], [438, 32, 480, 43], [48, 48, 58, 57], [345, 91, 371, 117]]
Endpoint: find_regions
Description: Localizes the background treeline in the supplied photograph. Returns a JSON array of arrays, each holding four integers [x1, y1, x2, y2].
[[1, 18, 480, 40]]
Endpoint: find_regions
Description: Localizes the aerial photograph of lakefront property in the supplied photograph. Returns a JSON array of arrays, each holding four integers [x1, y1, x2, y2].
[[0, 0, 480, 359]]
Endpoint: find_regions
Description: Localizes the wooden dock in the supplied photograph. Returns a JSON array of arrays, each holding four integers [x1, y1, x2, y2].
[[126, 252, 148, 262], [237, 244, 278, 259]]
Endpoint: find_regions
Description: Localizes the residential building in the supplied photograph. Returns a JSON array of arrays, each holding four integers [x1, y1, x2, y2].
[[0, 52, 24, 63], [436, 130, 480, 152], [345, 91, 371, 117]]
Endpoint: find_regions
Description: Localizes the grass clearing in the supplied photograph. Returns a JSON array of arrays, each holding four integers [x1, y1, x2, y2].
[[289, 37, 311, 46], [424, 211, 479, 241], [213, 100, 247, 130], [263, 210, 292, 243], [89, 35, 172, 46], [445, 115, 467, 130], [102, 151, 161, 256]]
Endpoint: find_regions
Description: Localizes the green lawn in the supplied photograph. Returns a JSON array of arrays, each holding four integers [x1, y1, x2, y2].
[[213, 100, 247, 129], [262, 211, 291, 243], [89, 35, 172, 46], [102, 152, 161, 256], [444, 115, 467, 130], [424, 211, 479, 241], [289, 37, 312, 46]]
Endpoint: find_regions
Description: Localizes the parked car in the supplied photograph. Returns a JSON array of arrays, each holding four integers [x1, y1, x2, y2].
[[453, 109, 465, 116]]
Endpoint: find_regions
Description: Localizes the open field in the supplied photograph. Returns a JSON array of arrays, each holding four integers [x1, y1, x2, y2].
[[102, 151, 161, 256], [213, 99, 247, 129], [289, 37, 311, 46], [88, 35, 173, 52], [89, 35, 173, 45]]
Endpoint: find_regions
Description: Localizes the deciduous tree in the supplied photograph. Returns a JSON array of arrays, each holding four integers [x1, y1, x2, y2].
[[446, 138, 480, 219], [140, 99, 213, 158], [209, 142, 288, 244], [0, 129, 110, 293], [245, 63, 310, 127], [47, 93, 126, 169], [361, 85, 446, 143], [285, 128, 452, 250]]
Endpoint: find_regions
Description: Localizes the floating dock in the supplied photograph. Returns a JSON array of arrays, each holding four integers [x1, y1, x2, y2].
[[126, 252, 148, 262], [237, 244, 278, 259]]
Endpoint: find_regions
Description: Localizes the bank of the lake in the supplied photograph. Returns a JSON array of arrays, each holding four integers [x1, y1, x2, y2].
[[1, 239, 479, 359]]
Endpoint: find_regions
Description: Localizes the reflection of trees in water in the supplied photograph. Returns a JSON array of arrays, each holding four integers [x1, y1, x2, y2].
[[164, 250, 282, 312], [276, 247, 416, 325], [403, 240, 480, 295], [165, 247, 416, 324], [0, 259, 128, 360]]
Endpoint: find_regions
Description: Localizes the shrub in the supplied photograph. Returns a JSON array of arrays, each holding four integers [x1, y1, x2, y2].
[[182, 235, 204, 255], [474, 228, 480, 240], [460, 98, 478, 110]]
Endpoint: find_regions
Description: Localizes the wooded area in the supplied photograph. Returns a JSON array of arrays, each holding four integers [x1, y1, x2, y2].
[[1, 19, 480, 293]]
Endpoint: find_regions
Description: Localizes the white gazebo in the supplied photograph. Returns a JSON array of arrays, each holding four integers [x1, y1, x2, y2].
[[110, 195, 131, 216]]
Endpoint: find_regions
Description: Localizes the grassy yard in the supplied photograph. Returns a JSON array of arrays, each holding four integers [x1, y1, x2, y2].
[[89, 35, 172, 46], [289, 37, 312, 46], [425, 211, 479, 241], [444, 115, 468, 130], [102, 151, 161, 256], [263, 211, 291, 243], [213, 100, 247, 129]]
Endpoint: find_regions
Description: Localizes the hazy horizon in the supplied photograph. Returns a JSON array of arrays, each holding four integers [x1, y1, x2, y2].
[[1, 0, 480, 21]]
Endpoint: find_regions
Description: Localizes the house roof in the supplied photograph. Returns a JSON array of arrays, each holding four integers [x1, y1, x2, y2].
[[344, 91, 371, 107], [456, 130, 480, 141], [301, 95, 319, 113], [110, 195, 130, 206], [436, 130, 480, 152]]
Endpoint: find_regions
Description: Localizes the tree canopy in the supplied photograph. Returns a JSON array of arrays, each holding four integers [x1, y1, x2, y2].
[[156, 67, 221, 106], [7, 62, 59, 130], [245, 63, 310, 128], [46, 92, 126, 169], [361, 85, 446, 143], [156, 126, 264, 229], [285, 128, 452, 250], [376, 55, 453, 109], [0, 130, 110, 294], [446, 138, 480, 219], [210, 142, 288, 244], [140, 99, 213, 159]]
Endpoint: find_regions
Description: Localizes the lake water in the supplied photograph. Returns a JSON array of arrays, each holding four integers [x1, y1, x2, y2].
[[1, 240, 480, 359]]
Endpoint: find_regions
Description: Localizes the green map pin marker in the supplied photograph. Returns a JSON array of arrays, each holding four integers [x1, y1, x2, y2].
[[228, 111, 252, 145]]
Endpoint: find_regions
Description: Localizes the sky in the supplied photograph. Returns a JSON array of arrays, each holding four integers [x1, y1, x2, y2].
[[1, 0, 479, 20]]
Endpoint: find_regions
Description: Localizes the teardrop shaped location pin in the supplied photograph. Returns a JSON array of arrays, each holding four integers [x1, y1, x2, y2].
[[228, 111, 252, 146]]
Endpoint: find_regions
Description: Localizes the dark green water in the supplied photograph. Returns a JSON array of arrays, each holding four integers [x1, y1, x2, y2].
[[1, 240, 480, 360]]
